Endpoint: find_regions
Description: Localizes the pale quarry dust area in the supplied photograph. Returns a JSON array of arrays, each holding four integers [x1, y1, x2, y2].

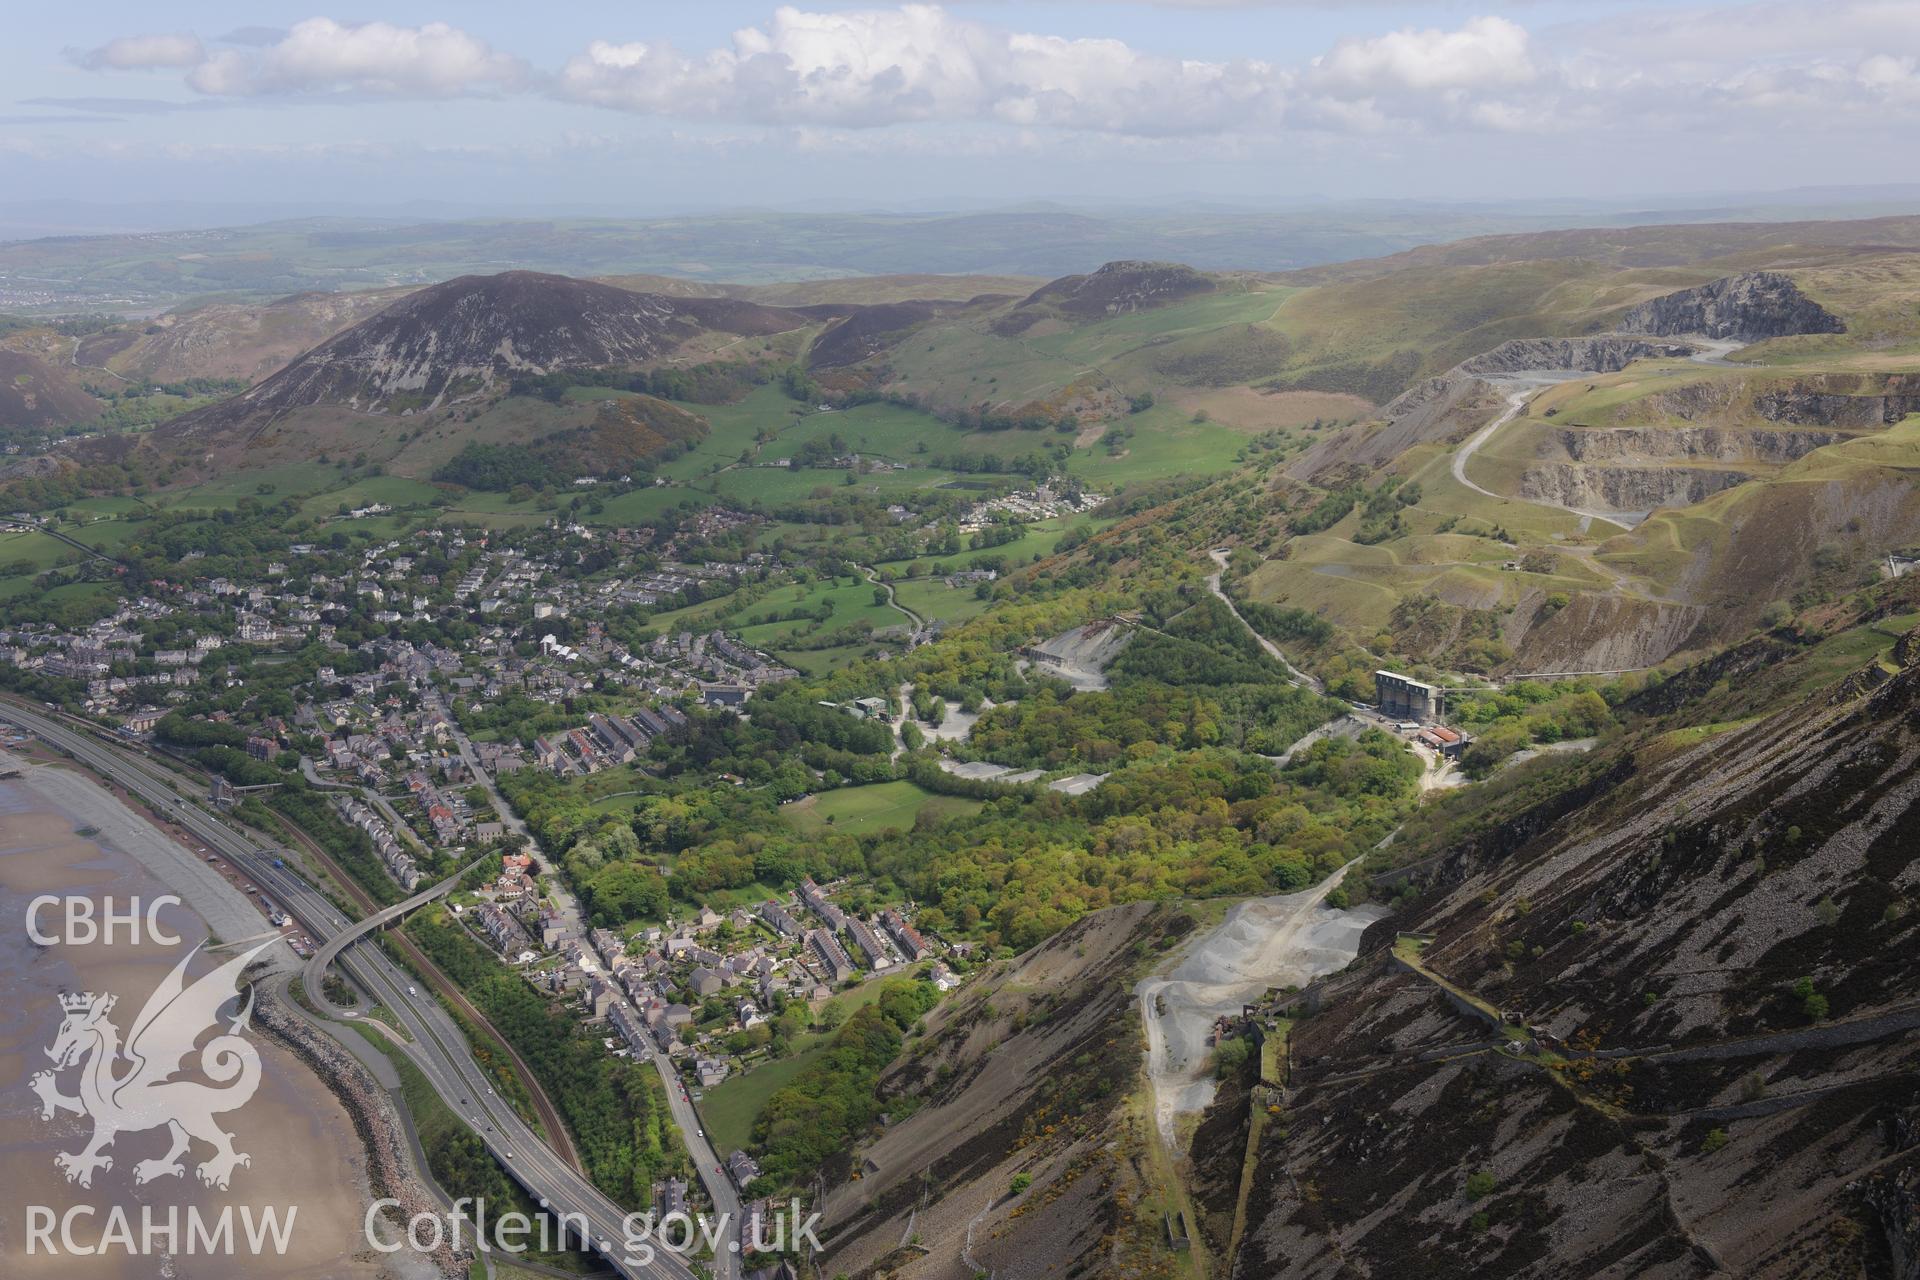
[[1138, 871, 1385, 1150]]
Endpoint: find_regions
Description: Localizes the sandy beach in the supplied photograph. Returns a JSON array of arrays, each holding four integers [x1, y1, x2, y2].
[[0, 768, 409, 1278]]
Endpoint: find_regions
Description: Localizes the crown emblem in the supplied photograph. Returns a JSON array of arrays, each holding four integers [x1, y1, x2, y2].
[[35, 941, 275, 1192]]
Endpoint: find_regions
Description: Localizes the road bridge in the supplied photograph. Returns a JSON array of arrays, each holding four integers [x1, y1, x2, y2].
[[0, 702, 699, 1280], [302, 855, 485, 1015]]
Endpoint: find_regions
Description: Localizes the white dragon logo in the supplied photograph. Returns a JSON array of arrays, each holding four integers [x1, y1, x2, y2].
[[30, 939, 277, 1191]]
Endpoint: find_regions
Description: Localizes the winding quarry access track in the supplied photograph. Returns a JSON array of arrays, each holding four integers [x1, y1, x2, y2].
[[1205, 548, 1325, 693], [1448, 337, 1751, 532]]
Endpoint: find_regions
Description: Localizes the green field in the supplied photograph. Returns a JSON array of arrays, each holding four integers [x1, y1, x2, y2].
[[0, 528, 80, 571], [434, 488, 550, 527], [69, 518, 146, 553], [704, 576, 908, 651], [656, 386, 807, 481], [871, 513, 1100, 576], [1066, 402, 1267, 485], [881, 284, 1296, 416], [759, 401, 1045, 468], [158, 460, 349, 511], [30, 581, 119, 612], [890, 577, 993, 625], [671, 390, 1063, 487], [699, 1042, 826, 1156], [783, 780, 982, 834], [698, 980, 897, 1154], [296, 473, 444, 520], [60, 495, 151, 519], [589, 484, 711, 524]]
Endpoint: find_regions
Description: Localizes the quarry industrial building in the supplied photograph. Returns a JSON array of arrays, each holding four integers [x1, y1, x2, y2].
[[1375, 670, 1444, 723]]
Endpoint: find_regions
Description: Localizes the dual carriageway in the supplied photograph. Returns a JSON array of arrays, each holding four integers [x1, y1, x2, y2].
[[2, 701, 715, 1280]]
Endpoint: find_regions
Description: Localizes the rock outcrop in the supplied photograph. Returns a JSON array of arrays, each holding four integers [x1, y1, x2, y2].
[[805, 297, 986, 369], [993, 260, 1214, 335], [1621, 271, 1846, 341], [1553, 425, 1851, 464], [1292, 336, 1694, 481], [1458, 336, 1693, 376], [0, 349, 101, 428], [1756, 382, 1920, 427], [1518, 461, 1751, 513], [1512, 592, 1706, 672], [110, 286, 417, 385], [820, 902, 1197, 1279], [1290, 372, 1508, 482]]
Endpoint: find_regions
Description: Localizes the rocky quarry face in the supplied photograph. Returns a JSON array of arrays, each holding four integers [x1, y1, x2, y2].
[[1757, 382, 1920, 427], [1553, 425, 1852, 464], [1621, 271, 1847, 341], [1296, 337, 1699, 482], [1459, 336, 1694, 376], [1517, 461, 1752, 512]]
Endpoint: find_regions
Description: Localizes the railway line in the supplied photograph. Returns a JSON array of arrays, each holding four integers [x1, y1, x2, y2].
[[1, 702, 700, 1280]]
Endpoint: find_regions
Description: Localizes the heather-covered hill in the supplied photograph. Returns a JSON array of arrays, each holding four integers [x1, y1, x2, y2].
[[0, 347, 100, 429], [162, 270, 804, 430]]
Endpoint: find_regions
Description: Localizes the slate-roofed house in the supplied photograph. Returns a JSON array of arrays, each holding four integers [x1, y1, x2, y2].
[[726, 1150, 762, 1190], [845, 918, 894, 970], [475, 903, 529, 954], [758, 899, 801, 937], [881, 908, 929, 961], [807, 928, 854, 984]]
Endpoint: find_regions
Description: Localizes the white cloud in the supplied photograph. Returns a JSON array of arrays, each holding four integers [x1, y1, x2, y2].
[[1565, 0, 1920, 66], [75, 33, 206, 71], [1284, 15, 1545, 134], [1547, 0, 1920, 126], [1708, 53, 1920, 112], [59, 3, 1920, 143], [1309, 16, 1535, 95], [182, 18, 526, 97], [558, 4, 1283, 135]]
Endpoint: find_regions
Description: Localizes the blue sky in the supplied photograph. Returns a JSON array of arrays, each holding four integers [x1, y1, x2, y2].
[[5, 2, 1919, 215]]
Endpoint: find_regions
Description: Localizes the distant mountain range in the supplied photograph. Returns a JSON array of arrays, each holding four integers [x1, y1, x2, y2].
[[10, 189, 1920, 315]]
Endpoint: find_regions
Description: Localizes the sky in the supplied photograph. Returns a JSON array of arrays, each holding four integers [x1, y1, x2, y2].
[[4, 1, 1920, 217]]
